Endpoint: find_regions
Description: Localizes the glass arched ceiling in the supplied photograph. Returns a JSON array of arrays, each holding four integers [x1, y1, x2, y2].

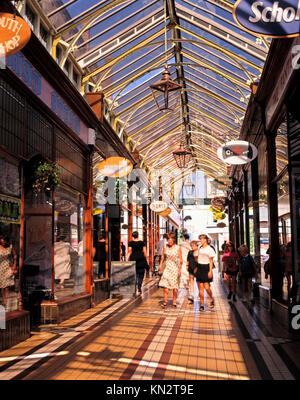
[[36, 0, 269, 181]]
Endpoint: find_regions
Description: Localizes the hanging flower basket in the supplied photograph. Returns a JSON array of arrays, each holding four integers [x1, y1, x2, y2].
[[31, 161, 61, 195]]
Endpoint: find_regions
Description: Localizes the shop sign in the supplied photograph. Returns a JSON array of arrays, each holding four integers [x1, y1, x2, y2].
[[6, 52, 89, 141], [217, 141, 258, 165], [265, 35, 300, 129], [213, 175, 232, 191], [233, 0, 300, 38], [0, 194, 21, 224], [0, 13, 31, 57], [97, 157, 133, 178], [158, 207, 172, 217], [149, 200, 168, 213]]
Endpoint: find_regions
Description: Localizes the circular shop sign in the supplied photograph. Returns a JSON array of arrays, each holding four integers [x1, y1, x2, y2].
[[0, 13, 32, 56], [158, 207, 172, 217], [217, 141, 258, 165], [150, 201, 168, 213], [97, 157, 133, 178]]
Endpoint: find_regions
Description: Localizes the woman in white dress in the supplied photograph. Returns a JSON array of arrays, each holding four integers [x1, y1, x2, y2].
[[158, 232, 182, 308]]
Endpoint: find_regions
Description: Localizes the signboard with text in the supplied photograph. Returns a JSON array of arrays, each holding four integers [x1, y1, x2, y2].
[[0, 13, 31, 57], [110, 261, 136, 297], [233, 0, 300, 38], [0, 194, 21, 224]]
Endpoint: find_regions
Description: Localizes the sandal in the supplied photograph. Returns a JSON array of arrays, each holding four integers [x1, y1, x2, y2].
[[200, 305, 204, 311], [208, 299, 215, 309], [161, 302, 167, 308], [172, 303, 177, 308]]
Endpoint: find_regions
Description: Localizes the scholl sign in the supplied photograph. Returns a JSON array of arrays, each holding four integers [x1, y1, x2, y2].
[[233, 0, 300, 37]]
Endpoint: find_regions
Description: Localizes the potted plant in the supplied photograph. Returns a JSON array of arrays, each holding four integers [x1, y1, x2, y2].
[[31, 161, 61, 196]]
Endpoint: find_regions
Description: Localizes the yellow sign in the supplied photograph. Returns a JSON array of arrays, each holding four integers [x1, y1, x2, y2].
[[93, 208, 103, 216], [0, 13, 31, 56]]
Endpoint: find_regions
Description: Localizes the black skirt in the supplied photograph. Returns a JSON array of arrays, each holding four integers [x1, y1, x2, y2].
[[194, 263, 212, 283]]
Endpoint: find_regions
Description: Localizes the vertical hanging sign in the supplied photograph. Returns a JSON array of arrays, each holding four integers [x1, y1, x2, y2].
[[0, 12, 31, 57]]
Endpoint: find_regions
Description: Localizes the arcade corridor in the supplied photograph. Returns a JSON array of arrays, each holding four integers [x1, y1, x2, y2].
[[0, 274, 299, 381]]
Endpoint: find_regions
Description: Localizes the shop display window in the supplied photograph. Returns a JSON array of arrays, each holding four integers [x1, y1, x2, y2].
[[54, 187, 85, 298], [276, 171, 292, 303], [93, 205, 106, 280], [0, 158, 21, 311]]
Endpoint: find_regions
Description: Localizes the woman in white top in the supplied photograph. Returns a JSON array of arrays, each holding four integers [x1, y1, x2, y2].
[[194, 234, 215, 310]]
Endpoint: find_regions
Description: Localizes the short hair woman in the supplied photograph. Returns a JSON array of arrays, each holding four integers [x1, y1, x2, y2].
[[158, 233, 182, 308]]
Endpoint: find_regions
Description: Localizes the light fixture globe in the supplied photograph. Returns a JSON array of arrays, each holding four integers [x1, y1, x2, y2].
[[173, 143, 192, 169], [150, 65, 182, 112], [184, 176, 195, 196]]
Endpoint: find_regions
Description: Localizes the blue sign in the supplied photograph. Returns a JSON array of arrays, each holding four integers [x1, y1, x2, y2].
[[233, 0, 300, 38]]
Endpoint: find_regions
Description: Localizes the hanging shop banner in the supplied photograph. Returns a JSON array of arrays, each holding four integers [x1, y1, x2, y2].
[[97, 157, 133, 178], [217, 141, 258, 165], [0, 13, 31, 56], [212, 175, 232, 191], [233, 0, 300, 38], [150, 200, 168, 213], [0, 194, 21, 224]]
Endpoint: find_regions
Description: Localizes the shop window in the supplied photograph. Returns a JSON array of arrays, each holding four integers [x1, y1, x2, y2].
[[0, 77, 25, 157], [56, 130, 87, 193], [0, 158, 21, 312], [73, 71, 80, 88], [23, 189, 53, 308], [257, 136, 270, 287], [93, 205, 106, 280], [276, 172, 291, 303], [63, 59, 70, 76], [25, 4, 36, 31], [276, 121, 288, 175], [39, 24, 48, 48], [56, 46, 61, 64], [27, 104, 53, 159], [54, 187, 85, 298]]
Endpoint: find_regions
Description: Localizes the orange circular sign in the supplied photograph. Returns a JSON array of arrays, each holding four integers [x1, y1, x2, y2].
[[0, 13, 31, 56], [97, 157, 133, 178], [158, 207, 171, 217]]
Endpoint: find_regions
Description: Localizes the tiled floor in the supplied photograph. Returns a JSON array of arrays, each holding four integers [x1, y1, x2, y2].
[[0, 274, 299, 381]]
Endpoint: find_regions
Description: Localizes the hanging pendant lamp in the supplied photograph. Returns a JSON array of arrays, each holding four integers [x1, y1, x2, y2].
[[150, 64, 182, 112], [173, 143, 192, 169]]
